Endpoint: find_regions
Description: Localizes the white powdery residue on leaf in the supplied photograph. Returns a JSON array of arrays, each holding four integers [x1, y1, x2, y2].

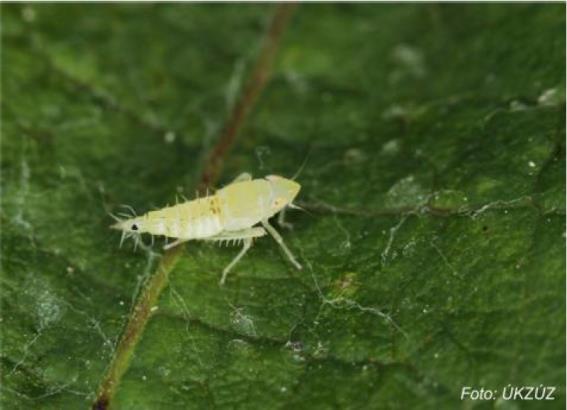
[[7, 331, 42, 377], [391, 43, 427, 79], [21, 5, 36, 22], [169, 285, 204, 366], [381, 104, 409, 121], [164, 131, 176, 144], [470, 196, 532, 219], [158, 366, 171, 377], [9, 275, 66, 376], [381, 139, 401, 156], [284, 340, 305, 362], [509, 100, 530, 112], [227, 338, 252, 352], [537, 87, 563, 107], [36, 286, 64, 329], [89, 318, 115, 352], [385, 175, 429, 208], [381, 214, 409, 266], [430, 189, 469, 211], [255, 145, 271, 170], [431, 241, 459, 277], [312, 341, 329, 359], [284, 70, 310, 94], [129, 246, 160, 310], [343, 148, 367, 164], [302, 254, 408, 339], [13, 156, 32, 232], [225, 59, 246, 110], [60, 296, 117, 355], [332, 214, 352, 252], [230, 306, 257, 337], [401, 239, 417, 257]]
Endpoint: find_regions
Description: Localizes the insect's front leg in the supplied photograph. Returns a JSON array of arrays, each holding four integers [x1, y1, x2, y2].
[[277, 208, 293, 230], [231, 172, 252, 184], [261, 219, 302, 270], [163, 238, 190, 251]]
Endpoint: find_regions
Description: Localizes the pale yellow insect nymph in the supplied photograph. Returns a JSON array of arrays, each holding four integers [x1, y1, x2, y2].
[[111, 173, 302, 285]]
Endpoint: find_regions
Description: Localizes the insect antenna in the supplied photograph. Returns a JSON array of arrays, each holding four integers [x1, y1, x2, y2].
[[108, 212, 123, 223], [291, 147, 312, 181], [288, 202, 313, 216], [119, 204, 138, 218]]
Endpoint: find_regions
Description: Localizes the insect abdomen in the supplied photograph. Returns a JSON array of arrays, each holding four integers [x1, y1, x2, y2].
[[145, 197, 224, 239], [186, 215, 223, 238]]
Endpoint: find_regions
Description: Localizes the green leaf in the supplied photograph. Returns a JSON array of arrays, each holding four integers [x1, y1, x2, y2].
[[2, 4, 565, 409]]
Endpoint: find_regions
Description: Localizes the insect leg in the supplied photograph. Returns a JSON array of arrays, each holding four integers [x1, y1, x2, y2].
[[163, 238, 190, 251], [119, 230, 128, 248], [231, 172, 252, 184], [277, 207, 293, 230], [206, 227, 266, 285], [261, 219, 302, 270], [220, 238, 252, 286], [206, 227, 266, 242]]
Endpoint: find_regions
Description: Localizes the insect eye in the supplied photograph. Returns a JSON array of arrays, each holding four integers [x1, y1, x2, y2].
[[131, 224, 138, 231]]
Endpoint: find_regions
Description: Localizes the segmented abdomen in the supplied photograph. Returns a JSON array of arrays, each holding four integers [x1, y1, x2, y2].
[[144, 196, 224, 239], [185, 215, 222, 238]]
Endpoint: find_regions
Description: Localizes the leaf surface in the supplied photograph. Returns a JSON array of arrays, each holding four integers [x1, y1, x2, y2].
[[2, 4, 565, 409]]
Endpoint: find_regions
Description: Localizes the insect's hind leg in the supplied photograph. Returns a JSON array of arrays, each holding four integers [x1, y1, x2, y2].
[[207, 227, 266, 285], [220, 238, 252, 286], [261, 219, 302, 270]]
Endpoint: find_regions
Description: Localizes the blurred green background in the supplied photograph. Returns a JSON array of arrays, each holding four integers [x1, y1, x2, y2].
[[1, 4, 565, 409]]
